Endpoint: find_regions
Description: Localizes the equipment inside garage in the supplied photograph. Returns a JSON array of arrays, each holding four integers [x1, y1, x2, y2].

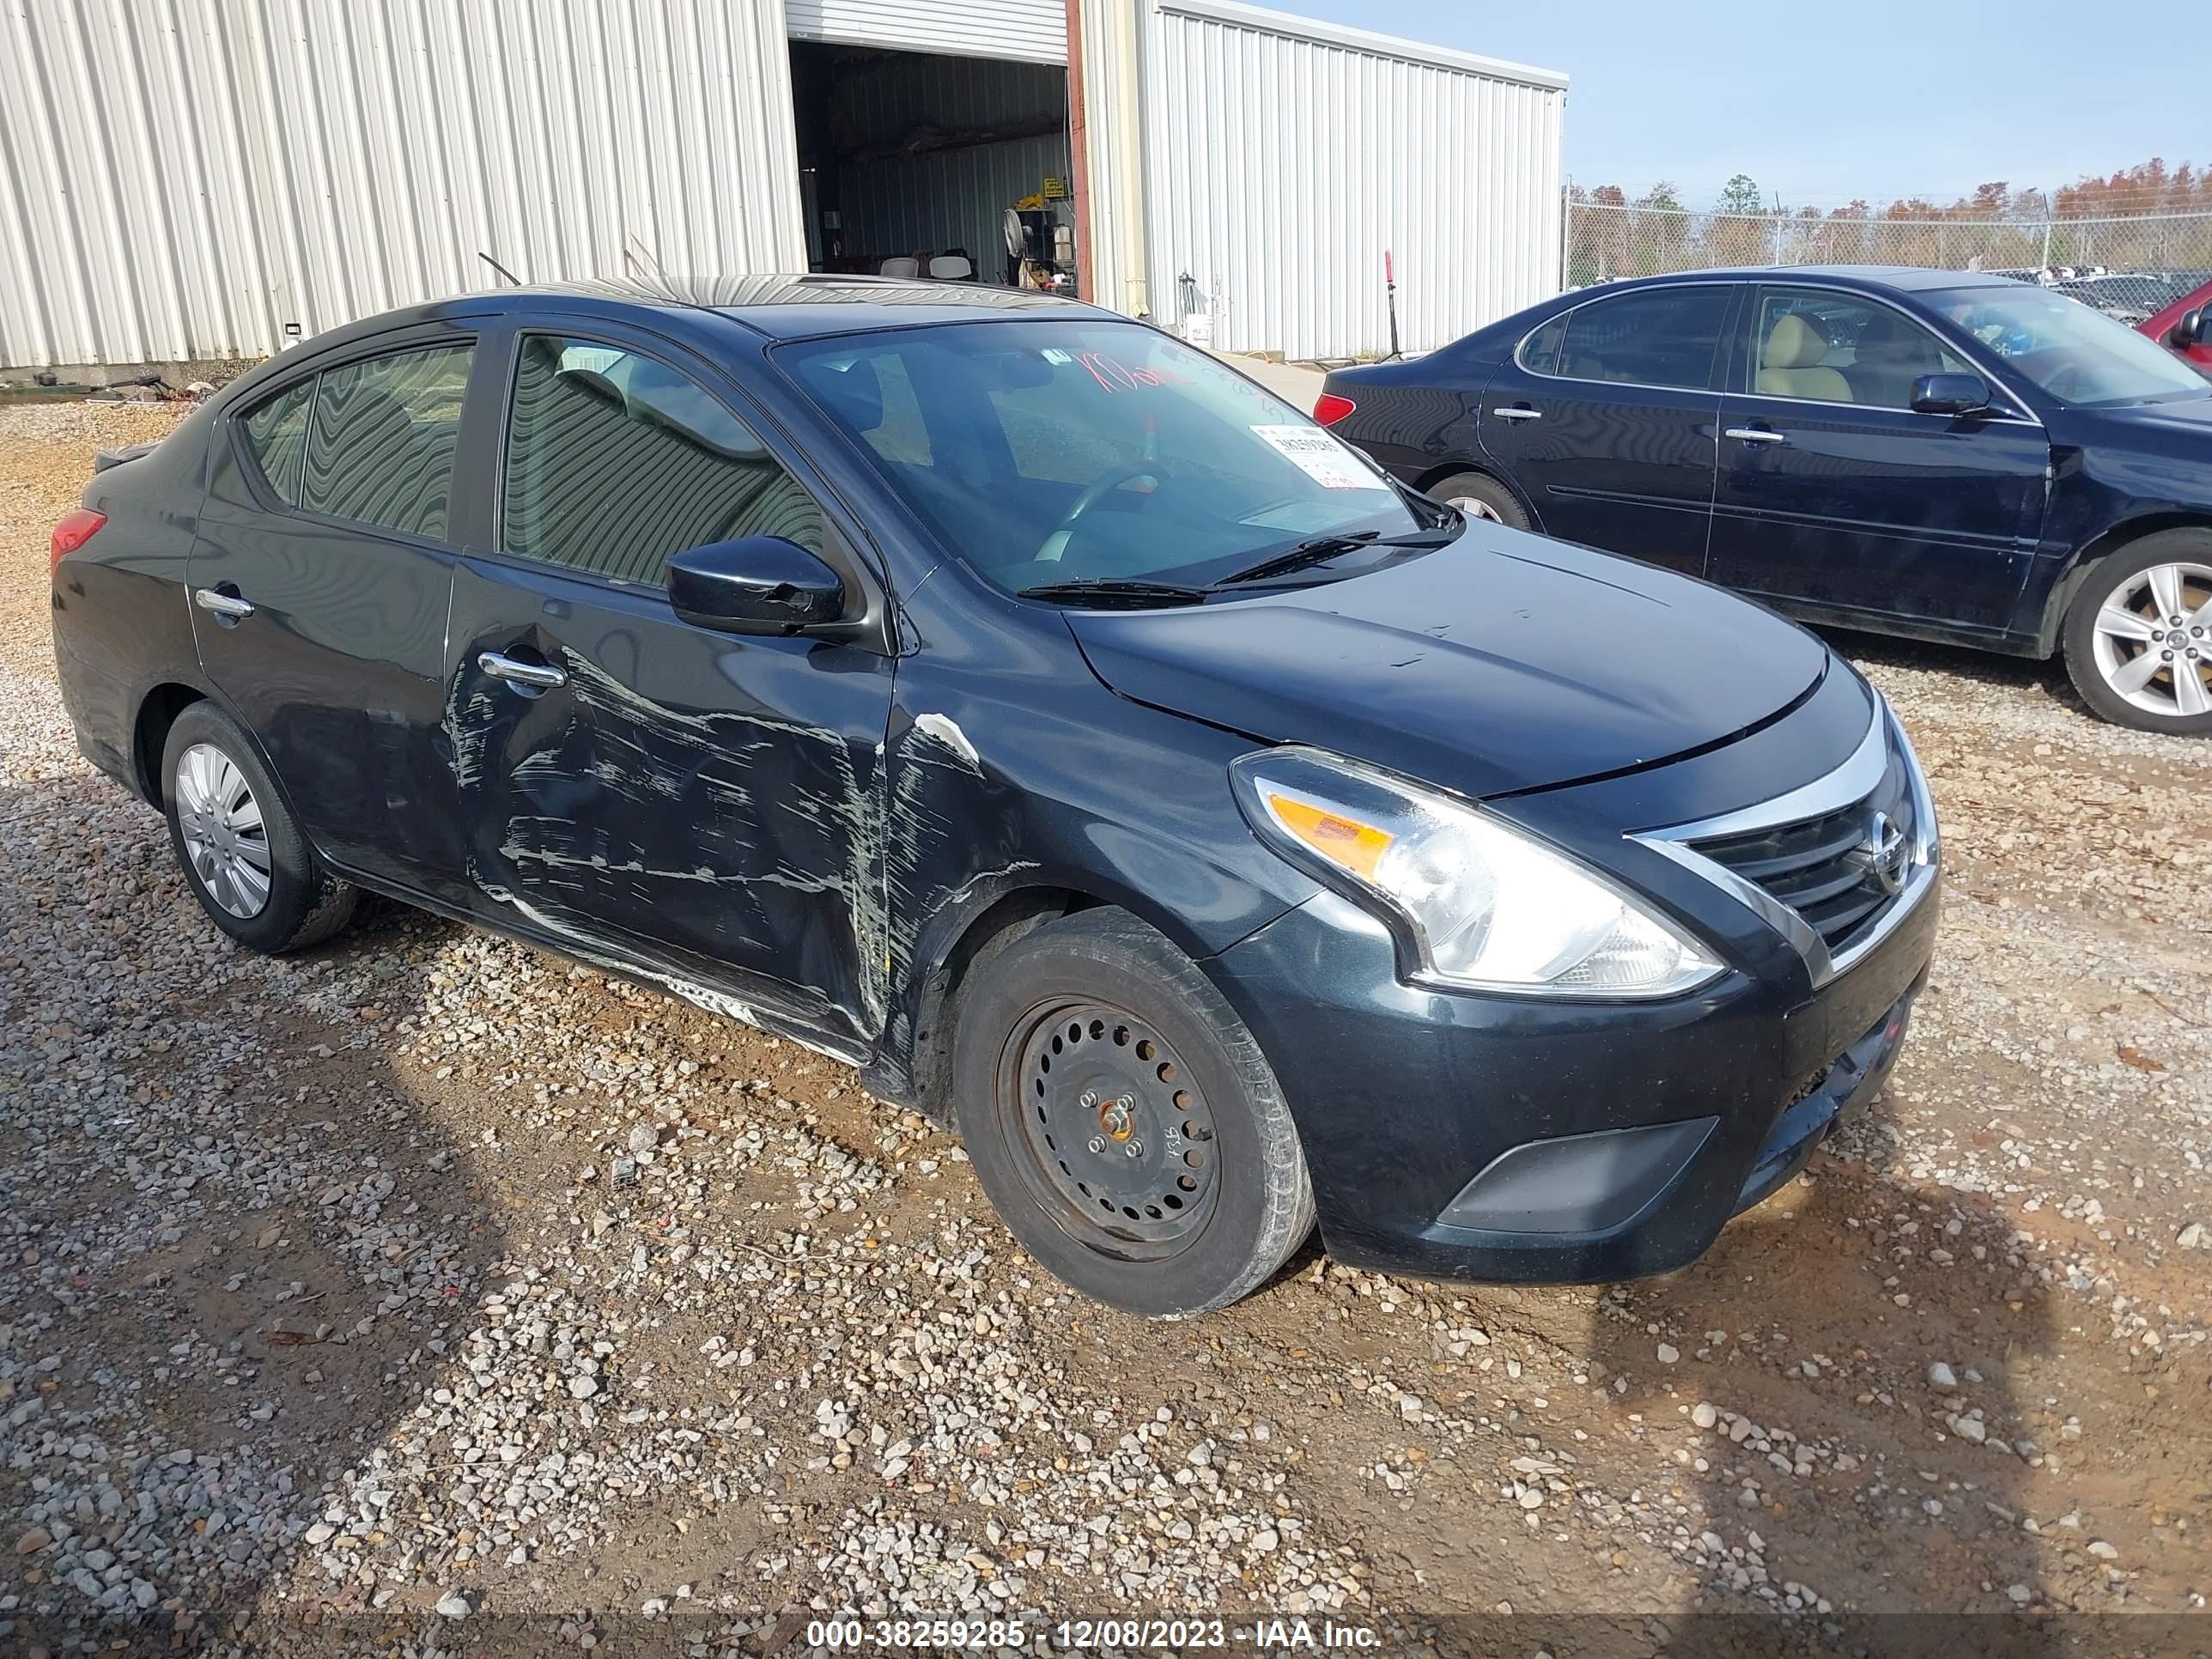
[[787, 41, 1079, 292]]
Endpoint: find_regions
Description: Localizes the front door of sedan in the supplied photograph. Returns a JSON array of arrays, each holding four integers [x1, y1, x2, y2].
[[1477, 282, 1736, 578], [443, 326, 896, 1058], [1705, 285, 2050, 635], [189, 330, 492, 900]]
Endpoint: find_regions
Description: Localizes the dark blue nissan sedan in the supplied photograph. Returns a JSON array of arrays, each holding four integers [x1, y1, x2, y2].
[[51, 275, 1936, 1316], [1320, 267, 2212, 733]]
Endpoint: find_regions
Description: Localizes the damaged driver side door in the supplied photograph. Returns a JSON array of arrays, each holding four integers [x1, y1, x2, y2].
[[444, 324, 896, 1060]]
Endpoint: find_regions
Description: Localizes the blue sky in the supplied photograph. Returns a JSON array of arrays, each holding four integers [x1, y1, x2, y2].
[[1263, 0, 2203, 210]]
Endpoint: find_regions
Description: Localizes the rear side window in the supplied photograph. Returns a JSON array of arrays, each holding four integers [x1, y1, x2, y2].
[[1516, 313, 1568, 375], [240, 380, 314, 502], [1555, 286, 1734, 390], [501, 336, 824, 585], [300, 343, 473, 540]]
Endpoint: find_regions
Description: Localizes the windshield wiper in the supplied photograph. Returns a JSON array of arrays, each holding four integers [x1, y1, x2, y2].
[[1213, 526, 1459, 587], [1016, 578, 1214, 609]]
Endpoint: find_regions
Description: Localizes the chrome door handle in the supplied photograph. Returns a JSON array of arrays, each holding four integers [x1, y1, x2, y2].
[[1491, 406, 1543, 422], [192, 587, 255, 619], [1726, 427, 1787, 446], [477, 651, 566, 690]]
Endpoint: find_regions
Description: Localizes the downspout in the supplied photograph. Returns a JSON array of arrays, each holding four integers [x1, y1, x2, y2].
[[1065, 0, 1096, 301], [1114, 0, 1150, 318]]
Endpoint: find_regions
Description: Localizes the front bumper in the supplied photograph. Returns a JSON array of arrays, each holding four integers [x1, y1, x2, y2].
[[1207, 863, 1937, 1285]]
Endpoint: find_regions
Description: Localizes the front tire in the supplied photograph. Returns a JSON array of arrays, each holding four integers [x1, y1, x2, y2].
[[1428, 470, 1530, 531], [2062, 529, 2212, 733], [161, 702, 359, 953], [951, 909, 1315, 1317]]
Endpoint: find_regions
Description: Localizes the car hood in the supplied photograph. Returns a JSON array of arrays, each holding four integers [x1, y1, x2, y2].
[[2071, 391, 2212, 444], [1066, 530, 1832, 799]]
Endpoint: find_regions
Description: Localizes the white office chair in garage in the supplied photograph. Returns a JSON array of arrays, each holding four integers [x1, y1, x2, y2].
[[879, 256, 921, 278], [927, 253, 974, 280]]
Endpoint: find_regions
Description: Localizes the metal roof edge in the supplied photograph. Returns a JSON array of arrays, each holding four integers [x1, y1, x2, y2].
[[1153, 0, 1570, 91]]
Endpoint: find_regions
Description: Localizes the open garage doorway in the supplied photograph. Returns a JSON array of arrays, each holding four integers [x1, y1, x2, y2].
[[787, 41, 1079, 294]]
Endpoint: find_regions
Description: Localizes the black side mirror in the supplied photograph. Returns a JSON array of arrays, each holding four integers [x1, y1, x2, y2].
[[1910, 372, 1995, 416], [2171, 307, 2204, 350], [667, 537, 846, 635]]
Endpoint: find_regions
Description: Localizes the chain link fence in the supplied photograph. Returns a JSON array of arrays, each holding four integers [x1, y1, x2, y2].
[[1566, 203, 2212, 323]]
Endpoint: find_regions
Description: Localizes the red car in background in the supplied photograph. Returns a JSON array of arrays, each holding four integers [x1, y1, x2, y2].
[[2142, 277, 2212, 374]]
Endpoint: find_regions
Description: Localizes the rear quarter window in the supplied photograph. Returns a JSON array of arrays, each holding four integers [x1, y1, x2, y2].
[[238, 380, 315, 503]]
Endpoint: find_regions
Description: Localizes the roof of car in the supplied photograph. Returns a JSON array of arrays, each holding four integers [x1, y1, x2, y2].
[[436, 273, 1119, 339], [1597, 264, 2020, 294]]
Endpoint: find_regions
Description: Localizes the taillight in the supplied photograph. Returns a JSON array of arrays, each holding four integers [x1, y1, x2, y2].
[[1313, 392, 1357, 427], [51, 508, 106, 576]]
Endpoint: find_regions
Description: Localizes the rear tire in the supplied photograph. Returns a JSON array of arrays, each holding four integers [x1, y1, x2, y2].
[[2061, 529, 2212, 734], [1428, 470, 1530, 531], [951, 908, 1315, 1317], [161, 702, 358, 953]]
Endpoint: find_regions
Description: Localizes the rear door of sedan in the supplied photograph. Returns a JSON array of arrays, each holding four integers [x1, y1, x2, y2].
[[190, 322, 497, 900], [1476, 281, 1737, 579], [441, 314, 896, 1058], [1705, 283, 2049, 635]]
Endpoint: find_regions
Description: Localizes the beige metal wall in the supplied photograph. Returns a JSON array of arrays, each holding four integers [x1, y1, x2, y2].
[[0, 0, 807, 368], [1144, 0, 1565, 360]]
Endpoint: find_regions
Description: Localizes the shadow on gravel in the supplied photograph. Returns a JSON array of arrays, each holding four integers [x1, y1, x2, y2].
[[1585, 1157, 2061, 1659], [0, 775, 510, 1655]]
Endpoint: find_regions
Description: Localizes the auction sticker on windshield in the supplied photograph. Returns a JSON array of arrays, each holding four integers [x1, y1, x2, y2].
[[1252, 423, 1375, 489]]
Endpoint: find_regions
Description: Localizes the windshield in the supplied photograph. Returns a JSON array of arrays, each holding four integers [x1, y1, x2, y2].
[[1928, 284, 2209, 407], [777, 320, 1432, 594]]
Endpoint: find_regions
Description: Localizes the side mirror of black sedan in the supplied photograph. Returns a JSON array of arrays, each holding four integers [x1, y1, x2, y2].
[[2171, 307, 2205, 350], [1910, 373, 1995, 417], [667, 537, 847, 635]]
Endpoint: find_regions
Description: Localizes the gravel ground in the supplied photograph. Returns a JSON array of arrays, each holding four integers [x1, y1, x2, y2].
[[3, 404, 2209, 1656]]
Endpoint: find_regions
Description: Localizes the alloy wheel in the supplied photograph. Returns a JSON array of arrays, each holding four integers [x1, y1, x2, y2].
[[999, 1000, 1220, 1261], [173, 742, 272, 918], [2089, 561, 2212, 718], [1448, 495, 1502, 523]]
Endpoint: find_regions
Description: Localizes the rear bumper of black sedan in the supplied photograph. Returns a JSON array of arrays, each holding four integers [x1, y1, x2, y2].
[[1207, 868, 1937, 1285]]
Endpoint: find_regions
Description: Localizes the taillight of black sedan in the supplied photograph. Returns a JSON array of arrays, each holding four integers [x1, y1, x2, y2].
[[52, 276, 1936, 1316]]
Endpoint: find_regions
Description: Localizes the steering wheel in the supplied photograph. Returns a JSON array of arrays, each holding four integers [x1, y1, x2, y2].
[[1034, 463, 1166, 563]]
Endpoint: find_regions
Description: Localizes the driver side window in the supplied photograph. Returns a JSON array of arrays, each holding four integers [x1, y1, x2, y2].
[[501, 335, 823, 586], [1750, 289, 1972, 410]]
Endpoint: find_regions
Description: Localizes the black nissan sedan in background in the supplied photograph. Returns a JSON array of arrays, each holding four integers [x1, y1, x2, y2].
[[1319, 267, 2212, 733], [52, 276, 1936, 1316]]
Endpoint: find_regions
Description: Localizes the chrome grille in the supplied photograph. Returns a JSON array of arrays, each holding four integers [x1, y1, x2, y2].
[[1687, 735, 1918, 956], [1630, 697, 1938, 989]]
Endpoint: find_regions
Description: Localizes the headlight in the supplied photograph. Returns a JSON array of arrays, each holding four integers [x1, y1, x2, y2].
[[1231, 746, 1723, 999]]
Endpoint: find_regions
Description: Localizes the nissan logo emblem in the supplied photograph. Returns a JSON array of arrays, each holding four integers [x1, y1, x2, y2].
[[1867, 810, 1910, 896]]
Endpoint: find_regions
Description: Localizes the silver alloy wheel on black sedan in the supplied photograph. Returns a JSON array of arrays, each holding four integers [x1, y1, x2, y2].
[[173, 741, 271, 917], [2063, 529, 2212, 733], [2087, 559, 2212, 720], [1426, 470, 1530, 532]]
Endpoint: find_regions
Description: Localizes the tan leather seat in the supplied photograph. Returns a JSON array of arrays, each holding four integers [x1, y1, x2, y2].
[[1757, 313, 1852, 402]]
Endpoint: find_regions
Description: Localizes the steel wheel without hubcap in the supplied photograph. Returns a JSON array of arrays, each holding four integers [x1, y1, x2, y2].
[[173, 741, 271, 918], [1000, 1000, 1219, 1261], [2090, 560, 2212, 719]]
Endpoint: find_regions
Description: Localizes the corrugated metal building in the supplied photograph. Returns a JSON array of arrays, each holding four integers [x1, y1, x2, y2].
[[0, 0, 1565, 370]]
